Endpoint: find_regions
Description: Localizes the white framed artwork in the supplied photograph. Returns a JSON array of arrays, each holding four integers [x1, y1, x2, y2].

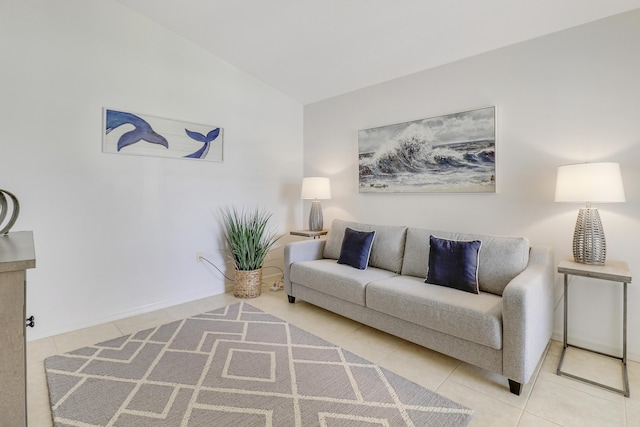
[[103, 108, 223, 162], [358, 106, 496, 193]]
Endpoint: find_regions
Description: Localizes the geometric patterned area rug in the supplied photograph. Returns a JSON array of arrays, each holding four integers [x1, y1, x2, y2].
[[45, 302, 473, 426]]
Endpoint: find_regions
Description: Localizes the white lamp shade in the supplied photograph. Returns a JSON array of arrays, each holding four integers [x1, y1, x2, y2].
[[555, 162, 625, 203], [301, 177, 331, 199]]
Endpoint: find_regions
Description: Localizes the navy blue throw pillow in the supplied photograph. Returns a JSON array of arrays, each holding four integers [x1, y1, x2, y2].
[[425, 235, 482, 294], [337, 228, 376, 270]]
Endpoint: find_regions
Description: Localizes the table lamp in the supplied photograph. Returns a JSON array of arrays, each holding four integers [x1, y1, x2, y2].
[[555, 162, 625, 265], [301, 177, 331, 231]]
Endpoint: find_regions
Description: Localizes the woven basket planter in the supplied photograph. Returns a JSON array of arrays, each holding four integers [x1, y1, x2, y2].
[[233, 268, 263, 298]]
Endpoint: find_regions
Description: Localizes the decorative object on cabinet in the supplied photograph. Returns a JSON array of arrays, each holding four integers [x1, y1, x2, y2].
[[221, 206, 281, 298], [103, 108, 223, 162], [555, 162, 625, 265], [358, 106, 495, 193], [0, 189, 20, 235], [301, 177, 331, 231]]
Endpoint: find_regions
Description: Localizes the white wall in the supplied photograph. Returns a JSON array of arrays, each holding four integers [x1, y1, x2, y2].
[[304, 10, 640, 359], [0, 0, 303, 340]]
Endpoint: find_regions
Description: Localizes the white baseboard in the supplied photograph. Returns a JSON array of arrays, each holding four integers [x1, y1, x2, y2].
[[552, 329, 639, 363], [27, 288, 218, 341]]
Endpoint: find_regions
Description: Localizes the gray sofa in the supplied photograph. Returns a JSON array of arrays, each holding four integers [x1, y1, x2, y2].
[[284, 219, 554, 395]]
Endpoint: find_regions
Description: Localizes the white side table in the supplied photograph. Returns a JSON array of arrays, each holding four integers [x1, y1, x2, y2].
[[557, 256, 631, 397]]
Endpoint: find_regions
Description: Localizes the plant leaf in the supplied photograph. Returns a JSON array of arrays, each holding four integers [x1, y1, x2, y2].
[[220, 206, 281, 271]]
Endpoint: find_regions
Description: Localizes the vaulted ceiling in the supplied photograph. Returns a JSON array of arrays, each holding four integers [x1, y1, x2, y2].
[[115, 0, 640, 104]]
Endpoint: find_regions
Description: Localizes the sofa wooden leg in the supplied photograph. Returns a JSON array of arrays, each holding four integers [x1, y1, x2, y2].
[[287, 295, 296, 303], [508, 379, 523, 395]]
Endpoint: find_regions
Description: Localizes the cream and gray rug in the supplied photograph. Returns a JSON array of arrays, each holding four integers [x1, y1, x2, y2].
[[45, 302, 473, 426]]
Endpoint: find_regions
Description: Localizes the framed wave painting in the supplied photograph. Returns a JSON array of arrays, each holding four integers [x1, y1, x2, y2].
[[358, 106, 495, 193], [102, 108, 223, 162]]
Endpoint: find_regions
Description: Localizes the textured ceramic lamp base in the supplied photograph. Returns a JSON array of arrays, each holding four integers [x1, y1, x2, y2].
[[308, 200, 323, 231], [573, 207, 606, 265]]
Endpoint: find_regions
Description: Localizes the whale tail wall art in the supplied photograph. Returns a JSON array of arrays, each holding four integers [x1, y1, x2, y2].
[[103, 108, 223, 162]]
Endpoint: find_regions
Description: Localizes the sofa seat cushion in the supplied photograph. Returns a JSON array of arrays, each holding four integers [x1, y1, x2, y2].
[[366, 275, 503, 349], [290, 259, 398, 306]]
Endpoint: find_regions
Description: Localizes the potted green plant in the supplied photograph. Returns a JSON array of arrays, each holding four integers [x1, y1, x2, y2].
[[221, 206, 281, 298]]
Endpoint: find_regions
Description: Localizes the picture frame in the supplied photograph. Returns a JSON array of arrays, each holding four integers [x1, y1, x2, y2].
[[358, 106, 495, 193], [102, 108, 223, 162]]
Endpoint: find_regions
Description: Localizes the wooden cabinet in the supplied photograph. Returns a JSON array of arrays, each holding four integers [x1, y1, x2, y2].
[[0, 231, 36, 426]]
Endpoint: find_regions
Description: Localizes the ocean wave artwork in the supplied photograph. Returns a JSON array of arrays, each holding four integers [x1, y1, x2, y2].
[[358, 106, 495, 193], [103, 108, 223, 162]]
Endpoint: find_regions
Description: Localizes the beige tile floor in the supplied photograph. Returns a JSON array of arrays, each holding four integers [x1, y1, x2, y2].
[[27, 288, 639, 426]]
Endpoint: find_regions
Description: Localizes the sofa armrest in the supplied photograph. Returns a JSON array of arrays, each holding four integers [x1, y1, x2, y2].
[[284, 240, 327, 295], [502, 245, 555, 385]]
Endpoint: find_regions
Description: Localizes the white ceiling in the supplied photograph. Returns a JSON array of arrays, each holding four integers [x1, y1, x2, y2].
[[115, 0, 640, 104]]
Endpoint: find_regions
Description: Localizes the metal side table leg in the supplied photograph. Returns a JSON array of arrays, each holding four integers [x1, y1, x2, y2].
[[557, 273, 569, 374]]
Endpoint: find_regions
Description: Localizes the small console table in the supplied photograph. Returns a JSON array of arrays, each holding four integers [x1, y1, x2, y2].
[[557, 256, 631, 397]]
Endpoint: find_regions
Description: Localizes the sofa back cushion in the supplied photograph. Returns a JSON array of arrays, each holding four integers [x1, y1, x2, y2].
[[324, 219, 407, 273], [401, 228, 530, 296]]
